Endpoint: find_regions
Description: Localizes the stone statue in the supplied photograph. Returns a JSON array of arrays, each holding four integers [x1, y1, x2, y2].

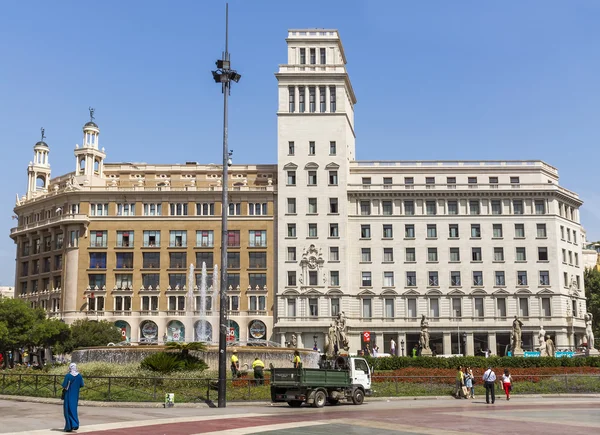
[[325, 324, 336, 357], [545, 334, 555, 357], [290, 334, 297, 348], [585, 313, 595, 350], [511, 315, 524, 353], [419, 315, 431, 351], [335, 311, 349, 351], [538, 325, 546, 349]]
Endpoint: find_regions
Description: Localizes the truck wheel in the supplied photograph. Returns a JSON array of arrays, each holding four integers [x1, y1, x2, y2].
[[288, 400, 303, 407], [328, 399, 340, 406], [313, 390, 326, 408], [352, 389, 364, 405]]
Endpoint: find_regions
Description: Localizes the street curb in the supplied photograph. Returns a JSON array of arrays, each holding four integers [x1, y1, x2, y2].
[[1, 393, 599, 408]]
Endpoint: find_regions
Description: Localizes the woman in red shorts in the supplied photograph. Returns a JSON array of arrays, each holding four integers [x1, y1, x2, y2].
[[501, 368, 513, 400]]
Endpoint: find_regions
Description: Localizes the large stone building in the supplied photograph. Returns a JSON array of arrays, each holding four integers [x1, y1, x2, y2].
[[275, 29, 587, 355], [10, 119, 276, 344]]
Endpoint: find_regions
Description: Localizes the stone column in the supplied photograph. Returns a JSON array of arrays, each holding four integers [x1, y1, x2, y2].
[[63, 241, 79, 319], [465, 333, 474, 356], [280, 332, 287, 347], [296, 333, 304, 349], [555, 331, 569, 350], [488, 333, 497, 356], [443, 332, 452, 355]]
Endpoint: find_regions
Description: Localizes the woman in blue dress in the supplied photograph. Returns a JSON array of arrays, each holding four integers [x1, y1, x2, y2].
[[62, 363, 84, 432]]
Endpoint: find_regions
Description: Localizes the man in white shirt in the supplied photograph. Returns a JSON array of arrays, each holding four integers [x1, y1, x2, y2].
[[482, 366, 497, 404], [390, 339, 396, 356]]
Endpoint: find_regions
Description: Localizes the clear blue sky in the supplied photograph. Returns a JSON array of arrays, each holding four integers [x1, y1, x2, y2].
[[1, 0, 599, 285]]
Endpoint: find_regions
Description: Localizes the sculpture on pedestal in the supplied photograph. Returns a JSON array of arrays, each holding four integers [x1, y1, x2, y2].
[[585, 313, 595, 351], [511, 315, 524, 354], [419, 314, 432, 355], [325, 311, 349, 356], [538, 325, 546, 350], [290, 333, 298, 348], [545, 334, 555, 357]]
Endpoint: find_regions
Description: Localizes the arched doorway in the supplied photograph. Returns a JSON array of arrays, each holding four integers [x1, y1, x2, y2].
[[115, 320, 131, 342], [166, 320, 185, 342], [194, 320, 213, 342], [248, 320, 267, 343], [140, 320, 158, 343], [227, 320, 240, 343]]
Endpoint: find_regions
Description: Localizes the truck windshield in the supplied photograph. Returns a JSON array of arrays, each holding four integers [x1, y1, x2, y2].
[[354, 359, 369, 373]]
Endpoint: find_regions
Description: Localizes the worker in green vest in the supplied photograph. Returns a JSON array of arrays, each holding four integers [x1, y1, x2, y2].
[[412, 345, 418, 358], [231, 349, 240, 378], [252, 357, 265, 385]]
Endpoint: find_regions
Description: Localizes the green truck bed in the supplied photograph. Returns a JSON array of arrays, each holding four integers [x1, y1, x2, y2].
[[271, 367, 351, 388]]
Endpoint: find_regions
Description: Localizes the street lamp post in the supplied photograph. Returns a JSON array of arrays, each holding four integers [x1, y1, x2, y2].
[[211, 3, 241, 409], [400, 339, 405, 357]]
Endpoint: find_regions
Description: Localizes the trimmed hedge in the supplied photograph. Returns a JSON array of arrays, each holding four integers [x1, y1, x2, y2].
[[365, 355, 600, 371]]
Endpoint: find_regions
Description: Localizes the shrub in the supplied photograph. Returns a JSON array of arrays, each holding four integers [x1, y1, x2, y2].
[[140, 352, 184, 374]]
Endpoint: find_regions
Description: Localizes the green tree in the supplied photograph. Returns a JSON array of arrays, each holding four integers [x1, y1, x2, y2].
[[584, 267, 600, 338], [0, 298, 37, 367], [58, 319, 122, 353], [27, 309, 71, 363]]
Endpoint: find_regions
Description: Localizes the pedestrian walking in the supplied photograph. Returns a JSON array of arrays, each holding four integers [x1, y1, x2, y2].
[[464, 367, 473, 399], [412, 345, 418, 358], [455, 366, 467, 399], [292, 350, 302, 368], [252, 357, 265, 385], [390, 339, 396, 356], [482, 366, 497, 404], [501, 368, 513, 400], [62, 363, 84, 433], [230, 349, 240, 378], [468, 367, 475, 398]]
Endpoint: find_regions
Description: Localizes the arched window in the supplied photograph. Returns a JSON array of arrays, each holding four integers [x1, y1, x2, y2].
[[94, 159, 100, 173], [79, 158, 86, 172]]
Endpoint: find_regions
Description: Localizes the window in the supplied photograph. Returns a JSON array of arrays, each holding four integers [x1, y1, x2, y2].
[[55, 234, 63, 250], [330, 297, 340, 316], [427, 248, 438, 262], [519, 298, 529, 317], [88, 274, 106, 289], [308, 223, 318, 237], [516, 247, 526, 261], [90, 203, 108, 216], [143, 252, 160, 269], [469, 200, 480, 215], [361, 248, 372, 262], [468, 177, 477, 185], [362, 298, 372, 318], [55, 254, 63, 270], [383, 177, 393, 186], [361, 272, 372, 287], [426, 224, 437, 238], [425, 177, 435, 185], [287, 271, 296, 286], [539, 271, 550, 286], [287, 247, 296, 261], [330, 86, 336, 112], [360, 200, 371, 215], [169, 203, 188, 216], [248, 203, 268, 215], [535, 200, 546, 215], [404, 200, 415, 215], [405, 248, 416, 262], [538, 247, 548, 261], [447, 177, 456, 185], [541, 298, 551, 317], [116, 252, 133, 269], [328, 170, 338, 185], [430, 298, 440, 318], [90, 231, 107, 248], [329, 247, 339, 261], [474, 298, 484, 318], [449, 224, 459, 238], [249, 273, 267, 288], [426, 200, 437, 215], [383, 247, 394, 262], [329, 223, 339, 237], [88, 296, 105, 312], [116, 230, 133, 247], [515, 223, 525, 238], [428, 271, 439, 286], [562, 249, 567, 263], [115, 273, 133, 290], [196, 202, 215, 216], [228, 203, 241, 216], [309, 298, 319, 317], [319, 86, 326, 112], [320, 47, 326, 64], [450, 247, 460, 262], [287, 224, 296, 238], [382, 200, 393, 215], [249, 295, 266, 312], [510, 176, 520, 184], [404, 177, 414, 185], [287, 298, 296, 317], [517, 270, 528, 286], [360, 225, 371, 239], [472, 247, 482, 261], [140, 273, 159, 289], [308, 171, 317, 185], [452, 298, 462, 318], [451, 271, 461, 286], [249, 252, 267, 269], [329, 141, 336, 155], [195, 230, 214, 248], [287, 198, 296, 214], [493, 224, 503, 238], [227, 273, 240, 289], [406, 271, 417, 287], [447, 200, 458, 215], [117, 203, 135, 216], [310, 48, 316, 64], [196, 252, 213, 268], [407, 298, 417, 318], [513, 200, 524, 215], [299, 48, 306, 64], [473, 271, 483, 286], [169, 252, 186, 269], [288, 88, 295, 113], [568, 251, 573, 264], [309, 141, 316, 155], [89, 253, 106, 269], [288, 141, 296, 156], [567, 228, 571, 241], [575, 253, 579, 267], [574, 231, 578, 244], [227, 230, 240, 247], [383, 224, 393, 238], [227, 252, 240, 269], [141, 230, 160, 248], [287, 171, 296, 185], [497, 298, 507, 318], [495, 271, 505, 286], [308, 198, 318, 214], [494, 247, 504, 262], [471, 224, 481, 238], [489, 177, 499, 184], [169, 230, 187, 247], [491, 200, 502, 215], [405, 224, 415, 238], [330, 271, 340, 286], [384, 298, 394, 318], [383, 271, 394, 287]]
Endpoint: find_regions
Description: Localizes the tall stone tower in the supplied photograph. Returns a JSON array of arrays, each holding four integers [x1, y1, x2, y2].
[[26, 129, 51, 200], [275, 29, 357, 349], [74, 108, 106, 187]]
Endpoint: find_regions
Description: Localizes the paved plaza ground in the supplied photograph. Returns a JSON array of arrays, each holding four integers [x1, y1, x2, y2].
[[0, 396, 599, 435]]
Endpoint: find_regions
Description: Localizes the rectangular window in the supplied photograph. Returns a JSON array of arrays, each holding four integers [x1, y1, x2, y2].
[[517, 270, 528, 286], [516, 247, 527, 261], [308, 171, 317, 185], [539, 270, 550, 286], [116, 203, 135, 216], [472, 247, 482, 261], [497, 298, 507, 318], [309, 86, 316, 112], [287, 271, 296, 286], [407, 298, 417, 318], [227, 230, 240, 247], [362, 298, 372, 318], [328, 170, 338, 185], [383, 271, 394, 287], [249, 273, 267, 288], [143, 230, 160, 247], [330, 247, 339, 261], [361, 248, 372, 262], [385, 298, 394, 318], [249, 230, 267, 247], [287, 198, 296, 214], [404, 200, 415, 215], [287, 170, 296, 185], [90, 230, 107, 248], [447, 200, 458, 215], [196, 252, 213, 268], [430, 298, 440, 318], [88, 274, 106, 289], [405, 248, 416, 262], [288, 141, 295, 156], [142, 273, 160, 289], [471, 224, 481, 238], [489, 177, 499, 184], [249, 252, 267, 269], [383, 177, 393, 186], [383, 224, 393, 238], [320, 47, 326, 64], [288, 87, 295, 113], [330, 297, 340, 316], [360, 200, 371, 216], [287, 247, 296, 261], [227, 273, 240, 289], [329, 223, 339, 237], [406, 271, 417, 286], [310, 47, 316, 64], [428, 248, 438, 262], [405, 224, 415, 238], [196, 202, 215, 216], [287, 224, 296, 238], [308, 141, 316, 155], [449, 224, 459, 238], [428, 271, 439, 286], [452, 298, 462, 318], [329, 141, 336, 155], [169, 230, 187, 247], [513, 200, 524, 215], [519, 297, 529, 317], [495, 271, 505, 286], [169, 203, 188, 216], [143, 252, 160, 269], [383, 247, 394, 262], [143, 203, 162, 216], [447, 177, 456, 185], [450, 247, 460, 262], [195, 230, 214, 247], [299, 48, 306, 64], [469, 200, 480, 215], [494, 247, 504, 261], [538, 247, 549, 261], [228, 203, 241, 216], [491, 200, 502, 215], [382, 200, 393, 215], [226, 252, 240, 269], [328, 198, 338, 214], [474, 297, 484, 318], [473, 271, 483, 286], [426, 200, 437, 215], [360, 225, 371, 239], [299, 86, 305, 112], [248, 203, 268, 216], [116, 230, 134, 248], [510, 176, 520, 184], [308, 223, 318, 237], [90, 203, 109, 216], [404, 177, 414, 185], [468, 177, 477, 185], [309, 298, 318, 317], [169, 252, 187, 269], [330, 271, 340, 286], [493, 224, 503, 238], [116, 252, 133, 269], [426, 224, 437, 238], [515, 223, 525, 238], [567, 228, 571, 241], [535, 200, 546, 215], [541, 297, 551, 317], [319, 86, 326, 112], [115, 273, 133, 289], [361, 272, 372, 287], [89, 252, 106, 269]]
